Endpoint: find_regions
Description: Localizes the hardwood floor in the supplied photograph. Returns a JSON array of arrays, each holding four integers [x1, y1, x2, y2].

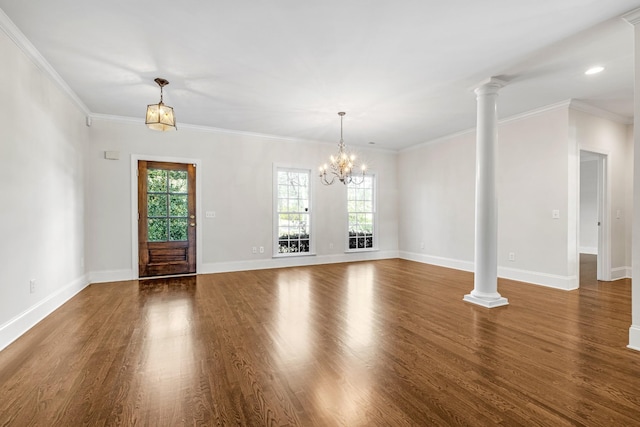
[[0, 258, 638, 426]]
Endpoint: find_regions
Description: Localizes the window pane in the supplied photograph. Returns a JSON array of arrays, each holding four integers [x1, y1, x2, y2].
[[148, 169, 167, 192], [169, 170, 187, 193], [169, 218, 188, 241], [276, 169, 311, 254], [148, 218, 168, 241], [169, 195, 188, 217], [346, 175, 375, 250], [148, 194, 167, 217]]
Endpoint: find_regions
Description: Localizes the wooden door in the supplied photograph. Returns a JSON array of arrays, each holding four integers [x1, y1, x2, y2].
[[138, 161, 196, 277]]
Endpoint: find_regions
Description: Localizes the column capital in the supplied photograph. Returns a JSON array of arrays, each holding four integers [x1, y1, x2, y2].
[[473, 77, 508, 96], [623, 8, 640, 26]]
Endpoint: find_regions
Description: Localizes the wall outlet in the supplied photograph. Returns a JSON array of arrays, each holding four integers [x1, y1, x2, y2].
[[329, 243, 334, 250], [30, 279, 36, 294], [252, 247, 257, 254], [259, 246, 264, 253], [508, 252, 516, 261], [420, 242, 425, 249], [552, 209, 560, 219]]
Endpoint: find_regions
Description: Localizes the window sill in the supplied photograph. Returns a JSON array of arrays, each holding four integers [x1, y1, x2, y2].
[[272, 252, 317, 259], [345, 248, 379, 254]]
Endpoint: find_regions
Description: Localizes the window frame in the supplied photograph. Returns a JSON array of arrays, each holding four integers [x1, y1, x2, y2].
[[273, 165, 316, 257], [345, 172, 378, 252]]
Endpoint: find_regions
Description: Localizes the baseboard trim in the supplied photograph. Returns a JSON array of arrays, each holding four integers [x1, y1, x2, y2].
[[89, 269, 135, 284], [398, 251, 474, 273], [399, 251, 577, 290], [0, 275, 90, 352], [611, 266, 632, 281], [201, 250, 400, 274], [628, 325, 640, 352], [498, 266, 578, 290]]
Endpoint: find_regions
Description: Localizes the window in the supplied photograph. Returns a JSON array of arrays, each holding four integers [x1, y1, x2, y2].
[[347, 174, 376, 250], [275, 168, 312, 255]]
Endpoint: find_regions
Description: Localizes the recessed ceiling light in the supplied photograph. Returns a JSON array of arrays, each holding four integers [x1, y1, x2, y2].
[[585, 66, 604, 75]]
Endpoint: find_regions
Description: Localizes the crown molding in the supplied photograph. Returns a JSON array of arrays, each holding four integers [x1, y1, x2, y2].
[[623, 8, 640, 26], [568, 99, 633, 124], [88, 113, 397, 153], [0, 8, 90, 116], [0, 9, 91, 116]]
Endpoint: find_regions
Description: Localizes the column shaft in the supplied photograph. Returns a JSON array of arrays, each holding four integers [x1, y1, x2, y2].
[[463, 78, 508, 308]]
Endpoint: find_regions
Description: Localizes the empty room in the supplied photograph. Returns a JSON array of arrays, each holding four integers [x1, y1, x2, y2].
[[2, 1, 640, 425]]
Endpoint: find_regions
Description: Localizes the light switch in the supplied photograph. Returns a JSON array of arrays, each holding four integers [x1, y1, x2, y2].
[[206, 211, 216, 218]]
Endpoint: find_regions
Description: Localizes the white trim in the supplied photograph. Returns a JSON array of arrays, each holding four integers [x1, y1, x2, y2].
[[569, 100, 633, 125], [402, 100, 573, 153], [399, 251, 578, 290], [611, 266, 632, 280], [399, 251, 474, 272], [130, 155, 203, 279], [202, 250, 399, 274], [0, 9, 90, 116], [628, 325, 640, 352], [498, 266, 578, 290], [579, 246, 598, 255], [0, 275, 89, 352], [623, 9, 640, 27]]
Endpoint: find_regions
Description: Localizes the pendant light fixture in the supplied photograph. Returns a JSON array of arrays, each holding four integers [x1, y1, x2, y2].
[[319, 112, 366, 185], [145, 77, 177, 131]]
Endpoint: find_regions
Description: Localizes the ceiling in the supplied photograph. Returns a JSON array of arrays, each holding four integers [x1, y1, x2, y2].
[[1, 1, 639, 150]]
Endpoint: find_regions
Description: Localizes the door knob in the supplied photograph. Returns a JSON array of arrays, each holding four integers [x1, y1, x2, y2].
[[190, 223, 196, 227]]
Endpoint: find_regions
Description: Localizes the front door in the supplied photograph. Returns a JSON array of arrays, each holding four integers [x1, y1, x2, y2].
[[138, 161, 196, 277]]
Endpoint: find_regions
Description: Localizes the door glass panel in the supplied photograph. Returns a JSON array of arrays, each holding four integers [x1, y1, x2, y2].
[[148, 218, 168, 241], [169, 218, 188, 241], [169, 195, 188, 216], [148, 169, 168, 192], [148, 194, 168, 217], [169, 170, 188, 193], [147, 167, 189, 242]]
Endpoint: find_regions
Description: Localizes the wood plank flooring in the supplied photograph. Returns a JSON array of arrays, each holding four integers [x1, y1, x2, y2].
[[0, 257, 639, 426]]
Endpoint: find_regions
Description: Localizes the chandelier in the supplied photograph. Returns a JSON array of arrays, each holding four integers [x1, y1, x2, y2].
[[319, 112, 366, 185], [145, 77, 177, 131]]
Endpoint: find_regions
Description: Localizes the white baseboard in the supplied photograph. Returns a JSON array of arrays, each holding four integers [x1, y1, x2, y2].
[[611, 266, 632, 280], [89, 269, 135, 284], [398, 251, 474, 273], [399, 251, 577, 290], [0, 275, 90, 352], [201, 250, 400, 274], [498, 266, 578, 290], [579, 246, 598, 255], [628, 325, 640, 352]]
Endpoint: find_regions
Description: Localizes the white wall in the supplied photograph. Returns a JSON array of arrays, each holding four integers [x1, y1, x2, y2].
[[579, 158, 598, 254], [0, 29, 88, 350], [570, 108, 632, 280], [85, 119, 399, 281], [399, 106, 577, 289]]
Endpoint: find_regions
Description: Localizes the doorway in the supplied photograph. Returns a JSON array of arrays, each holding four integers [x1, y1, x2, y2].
[[579, 150, 608, 282], [138, 160, 196, 278]]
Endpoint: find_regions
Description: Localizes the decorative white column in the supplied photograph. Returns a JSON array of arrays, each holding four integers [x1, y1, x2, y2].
[[464, 77, 509, 308], [623, 9, 640, 351]]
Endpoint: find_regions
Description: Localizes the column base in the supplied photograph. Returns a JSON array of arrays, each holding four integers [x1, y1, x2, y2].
[[463, 293, 509, 308], [628, 325, 640, 351]]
